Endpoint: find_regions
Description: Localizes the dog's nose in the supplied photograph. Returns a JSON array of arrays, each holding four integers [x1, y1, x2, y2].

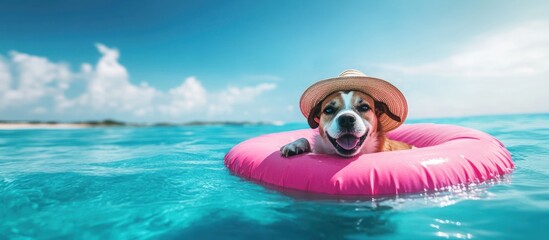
[[338, 114, 356, 129]]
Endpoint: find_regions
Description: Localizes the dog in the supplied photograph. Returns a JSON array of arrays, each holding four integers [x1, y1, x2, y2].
[[280, 90, 412, 157]]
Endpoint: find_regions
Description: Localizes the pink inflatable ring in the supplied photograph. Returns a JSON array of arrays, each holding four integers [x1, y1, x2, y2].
[[224, 124, 514, 195]]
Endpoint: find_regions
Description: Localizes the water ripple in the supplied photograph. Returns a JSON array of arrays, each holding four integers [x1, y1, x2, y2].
[[0, 115, 548, 239]]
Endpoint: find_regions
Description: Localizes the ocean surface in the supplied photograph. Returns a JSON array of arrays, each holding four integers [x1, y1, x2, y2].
[[1, 114, 548, 239]]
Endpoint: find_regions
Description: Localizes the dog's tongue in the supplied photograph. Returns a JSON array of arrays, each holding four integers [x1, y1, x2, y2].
[[336, 135, 360, 150]]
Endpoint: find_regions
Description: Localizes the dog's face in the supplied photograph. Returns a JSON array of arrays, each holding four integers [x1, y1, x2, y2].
[[316, 91, 380, 157]]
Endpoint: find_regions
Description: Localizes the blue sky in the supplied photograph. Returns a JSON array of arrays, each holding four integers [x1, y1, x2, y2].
[[1, 0, 548, 123]]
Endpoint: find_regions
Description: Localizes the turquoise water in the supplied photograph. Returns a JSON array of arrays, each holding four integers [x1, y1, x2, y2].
[[1, 114, 548, 239]]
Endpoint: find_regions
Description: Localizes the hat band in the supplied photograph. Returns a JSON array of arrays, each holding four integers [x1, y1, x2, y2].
[[306, 92, 401, 130], [374, 101, 402, 123]]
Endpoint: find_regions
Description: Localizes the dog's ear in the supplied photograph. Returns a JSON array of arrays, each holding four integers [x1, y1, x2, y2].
[[374, 101, 402, 122], [307, 104, 322, 129]]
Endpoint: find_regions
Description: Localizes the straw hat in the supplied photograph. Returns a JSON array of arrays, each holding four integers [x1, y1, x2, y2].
[[300, 69, 407, 132]]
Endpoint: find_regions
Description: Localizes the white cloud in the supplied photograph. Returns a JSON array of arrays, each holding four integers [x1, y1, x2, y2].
[[69, 43, 159, 116], [31, 106, 47, 114], [208, 83, 276, 115], [0, 43, 276, 121], [0, 51, 72, 109], [379, 21, 549, 118], [0, 57, 11, 92], [384, 21, 549, 78], [159, 76, 207, 117]]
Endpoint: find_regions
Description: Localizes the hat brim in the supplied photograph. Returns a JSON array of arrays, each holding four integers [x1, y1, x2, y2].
[[299, 76, 408, 132]]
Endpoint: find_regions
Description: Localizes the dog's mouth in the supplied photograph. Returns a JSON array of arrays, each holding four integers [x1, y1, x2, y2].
[[327, 132, 367, 157]]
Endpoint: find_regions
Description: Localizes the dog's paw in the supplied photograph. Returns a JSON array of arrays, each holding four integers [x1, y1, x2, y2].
[[280, 138, 311, 157]]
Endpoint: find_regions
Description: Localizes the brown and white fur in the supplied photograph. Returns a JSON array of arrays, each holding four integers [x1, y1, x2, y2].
[[281, 91, 412, 158]]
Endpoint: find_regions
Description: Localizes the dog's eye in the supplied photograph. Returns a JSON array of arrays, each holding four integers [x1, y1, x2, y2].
[[357, 104, 370, 112], [323, 106, 335, 115]]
